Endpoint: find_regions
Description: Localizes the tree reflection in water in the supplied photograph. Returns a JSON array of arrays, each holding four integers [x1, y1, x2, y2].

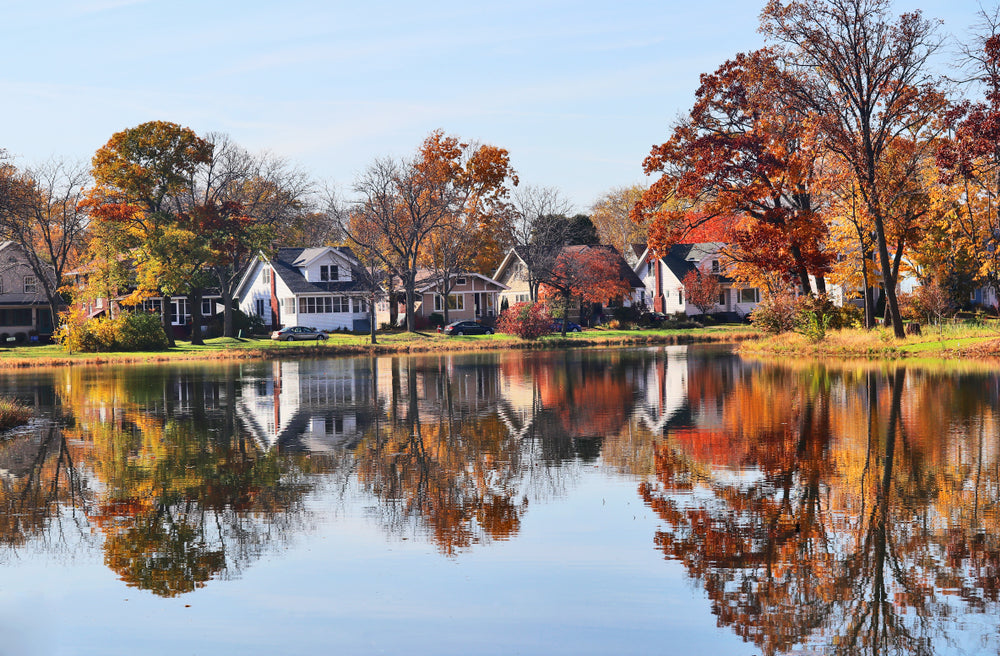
[[641, 362, 1000, 655], [2, 343, 1000, 654]]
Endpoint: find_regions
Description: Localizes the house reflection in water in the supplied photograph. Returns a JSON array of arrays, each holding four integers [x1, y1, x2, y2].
[[237, 359, 377, 452]]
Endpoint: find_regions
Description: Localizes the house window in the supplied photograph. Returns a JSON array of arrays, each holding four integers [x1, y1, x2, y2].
[[255, 299, 266, 317], [142, 299, 162, 314], [24, 276, 37, 294], [719, 289, 729, 306], [0, 279, 4, 294], [434, 294, 464, 311], [283, 298, 296, 314], [172, 299, 189, 325], [678, 290, 683, 305], [352, 298, 367, 313], [739, 288, 760, 304], [332, 296, 348, 313], [202, 299, 213, 316], [711, 260, 720, 273], [320, 265, 338, 282], [457, 277, 467, 285], [298, 297, 333, 314], [262, 268, 270, 284]]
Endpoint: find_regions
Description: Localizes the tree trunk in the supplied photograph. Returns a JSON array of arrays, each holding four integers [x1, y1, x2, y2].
[[218, 271, 235, 338], [190, 288, 204, 346], [369, 292, 378, 345], [873, 215, 905, 337], [404, 280, 416, 333], [162, 294, 175, 347]]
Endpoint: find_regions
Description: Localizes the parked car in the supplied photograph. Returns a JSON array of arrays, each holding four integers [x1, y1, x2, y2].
[[443, 320, 494, 336], [271, 326, 328, 341], [550, 321, 582, 333], [641, 312, 668, 325]]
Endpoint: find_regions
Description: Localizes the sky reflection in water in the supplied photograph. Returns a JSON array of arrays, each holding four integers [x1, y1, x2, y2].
[[0, 346, 997, 655]]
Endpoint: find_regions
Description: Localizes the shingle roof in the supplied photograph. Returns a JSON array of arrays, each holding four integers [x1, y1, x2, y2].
[[659, 242, 733, 283], [272, 248, 368, 294]]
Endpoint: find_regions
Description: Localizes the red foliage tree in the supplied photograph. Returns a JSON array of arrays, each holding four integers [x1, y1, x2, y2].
[[540, 246, 632, 333], [682, 266, 722, 317], [632, 49, 833, 294]]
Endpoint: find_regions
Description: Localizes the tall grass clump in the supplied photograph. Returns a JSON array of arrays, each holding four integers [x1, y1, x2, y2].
[[0, 398, 32, 431]]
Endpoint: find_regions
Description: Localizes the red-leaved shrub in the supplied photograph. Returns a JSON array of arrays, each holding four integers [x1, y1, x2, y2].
[[497, 302, 551, 339]]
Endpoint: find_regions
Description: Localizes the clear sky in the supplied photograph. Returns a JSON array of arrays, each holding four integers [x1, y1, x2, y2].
[[0, 0, 988, 212]]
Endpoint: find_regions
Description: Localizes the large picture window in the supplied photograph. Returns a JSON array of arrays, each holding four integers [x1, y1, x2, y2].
[[434, 294, 464, 311], [332, 296, 348, 313], [739, 288, 760, 304]]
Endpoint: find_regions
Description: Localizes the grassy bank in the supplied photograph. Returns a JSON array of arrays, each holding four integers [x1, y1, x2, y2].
[[0, 324, 759, 368], [741, 322, 1000, 360]]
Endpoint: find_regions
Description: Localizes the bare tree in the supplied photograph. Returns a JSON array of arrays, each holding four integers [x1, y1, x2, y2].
[[508, 185, 574, 301], [0, 159, 90, 333]]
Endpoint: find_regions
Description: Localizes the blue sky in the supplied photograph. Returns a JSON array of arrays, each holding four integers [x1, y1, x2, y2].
[[0, 0, 988, 211]]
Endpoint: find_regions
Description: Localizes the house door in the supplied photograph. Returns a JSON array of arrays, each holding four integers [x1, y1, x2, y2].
[[474, 293, 482, 317]]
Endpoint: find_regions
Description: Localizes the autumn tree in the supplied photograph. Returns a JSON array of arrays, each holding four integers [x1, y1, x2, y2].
[[173, 133, 310, 338], [936, 12, 1000, 309], [591, 185, 649, 257], [761, 0, 944, 337], [85, 120, 214, 347], [682, 265, 722, 317], [346, 131, 517, 331], [540, 246, 632, 334], [415, 132, 518, 324], [634, 49, 833, 296]]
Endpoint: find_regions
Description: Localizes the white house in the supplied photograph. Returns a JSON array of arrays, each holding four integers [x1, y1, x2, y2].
[[236, 247, 372, 333], [633, 242, 761, 318]]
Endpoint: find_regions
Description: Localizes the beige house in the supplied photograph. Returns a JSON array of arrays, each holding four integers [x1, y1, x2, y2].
[[376, 271, 507, 328]]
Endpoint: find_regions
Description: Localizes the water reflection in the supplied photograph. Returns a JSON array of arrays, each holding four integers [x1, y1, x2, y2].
[[641, 362, 1000, 655], [0, 348, 999, 655]]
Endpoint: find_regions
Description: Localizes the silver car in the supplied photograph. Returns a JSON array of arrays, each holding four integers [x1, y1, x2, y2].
[[270, 326, 328, 341]]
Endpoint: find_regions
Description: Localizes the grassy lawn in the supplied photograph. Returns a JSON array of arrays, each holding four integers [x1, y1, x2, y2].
[[0, 324, 759, 368], [741, 322, 1000, 359]]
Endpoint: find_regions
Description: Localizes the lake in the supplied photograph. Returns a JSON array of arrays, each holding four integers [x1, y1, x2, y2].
[[0, 344, 997, 655]]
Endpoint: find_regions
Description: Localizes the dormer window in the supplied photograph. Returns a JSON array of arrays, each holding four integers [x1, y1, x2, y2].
[[711, 260, 720, 274], [320, 265, 338, 281]]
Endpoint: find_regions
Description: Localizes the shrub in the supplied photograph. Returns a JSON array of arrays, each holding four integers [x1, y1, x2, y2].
[[612, 306, 641, 323], [115, 312, 170, 350], [428, 312, 445, 328], [497, 302, 551, 339], [56, 310, 169, 353], [750, 292, 799, 334]]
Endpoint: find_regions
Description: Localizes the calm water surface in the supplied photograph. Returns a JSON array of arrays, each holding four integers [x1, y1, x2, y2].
[[0, 345, 998, 655]]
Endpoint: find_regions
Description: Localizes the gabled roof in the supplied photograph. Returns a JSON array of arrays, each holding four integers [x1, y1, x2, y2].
[[412, 270, 509, 293], [272, 248, 367, 294], [235, 246, 370, 299], [656, 242, 733, 283]]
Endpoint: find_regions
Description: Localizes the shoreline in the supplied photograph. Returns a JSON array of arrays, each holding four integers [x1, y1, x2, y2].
[[0, 327, 758, 369]]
